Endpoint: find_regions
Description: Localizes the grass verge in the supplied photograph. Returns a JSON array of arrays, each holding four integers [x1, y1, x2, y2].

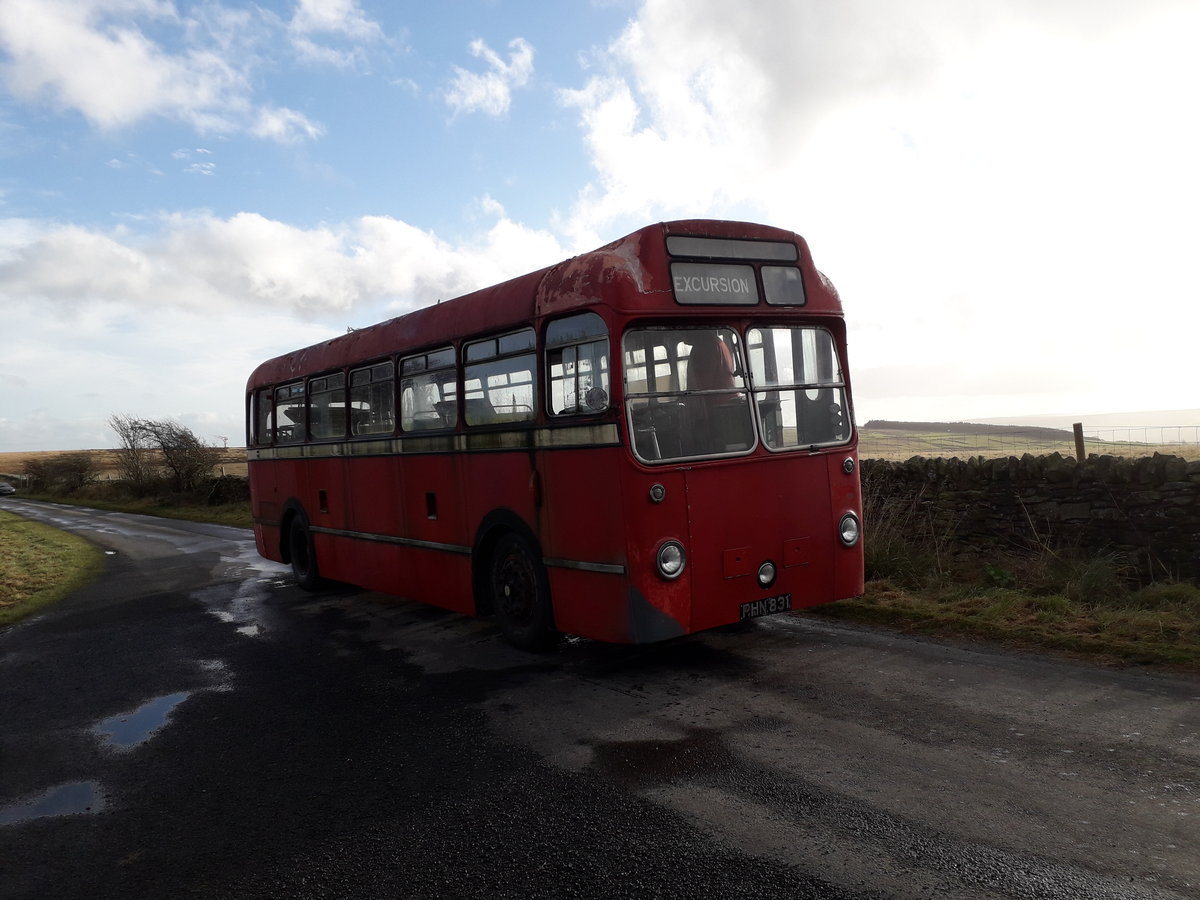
[[0, 508, 106, 626], [808, 578, 1200, 670], [805, 476, 1200, 671]]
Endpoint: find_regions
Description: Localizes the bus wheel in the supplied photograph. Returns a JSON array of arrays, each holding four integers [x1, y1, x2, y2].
[[490, 533, 558, 651], [288, 518, 322, 591]]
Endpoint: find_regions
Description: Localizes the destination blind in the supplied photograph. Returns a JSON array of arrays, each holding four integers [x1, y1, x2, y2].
[[671, 263, 758, 305]]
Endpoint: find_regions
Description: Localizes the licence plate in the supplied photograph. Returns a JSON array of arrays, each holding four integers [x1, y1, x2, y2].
[[739, 593, 792, 621]]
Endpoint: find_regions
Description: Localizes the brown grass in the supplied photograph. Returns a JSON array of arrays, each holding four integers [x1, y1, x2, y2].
[[858, 428, 1200, 461], [0, 448, 248, 481]]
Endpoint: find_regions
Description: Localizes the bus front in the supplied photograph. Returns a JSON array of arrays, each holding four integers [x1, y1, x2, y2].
[[612, 225, 863, 641]]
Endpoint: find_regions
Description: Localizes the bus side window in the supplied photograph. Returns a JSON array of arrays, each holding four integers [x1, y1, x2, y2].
[[349, 361, 396, 436], [464, 329, 536, 426], [274, 383, 305, 444], [400, 347, 457, 431], [309, 372, 347, 440], [546, 312, 609, 416]]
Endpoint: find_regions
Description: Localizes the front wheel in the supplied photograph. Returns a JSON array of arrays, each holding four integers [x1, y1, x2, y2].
[[288, 518, 322, 591], [490, 533, 558, 651]]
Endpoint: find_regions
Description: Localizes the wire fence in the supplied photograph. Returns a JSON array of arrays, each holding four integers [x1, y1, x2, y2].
[[858, 424, 1200, 461]]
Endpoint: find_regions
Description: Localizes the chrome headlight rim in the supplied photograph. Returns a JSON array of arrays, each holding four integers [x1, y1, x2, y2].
[[656, 540, 687, 580], [838, 512, 861, 547]]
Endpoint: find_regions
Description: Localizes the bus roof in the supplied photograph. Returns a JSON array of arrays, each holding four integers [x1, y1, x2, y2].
[[247, 219, 842, 389]]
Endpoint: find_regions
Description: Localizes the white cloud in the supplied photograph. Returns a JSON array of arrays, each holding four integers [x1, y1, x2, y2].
[[288, 0, 387, 68], [251, 106, 326, 143], [446, 37, 534, 117], [559, 0, 1200, 422], [0, 201, 566, 451], [0, 203, 565, 316], [0, 0, 322, 141]]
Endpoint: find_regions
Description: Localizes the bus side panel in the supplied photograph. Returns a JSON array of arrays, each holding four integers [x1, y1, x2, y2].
[[462, 450, 539, 542], [345, 454, 403, 542], [251, 457, 306, 562], [394, 545, 474, 615], [539, 445, 630, 639], [617, 466, 694, 641], [308, 532, 475, 617], [545, 568, 629, 643], [248, 461, 283, 562], [828, 450, 865, 601], [336, 452, 475, 613], [396, 454, 469, 553]]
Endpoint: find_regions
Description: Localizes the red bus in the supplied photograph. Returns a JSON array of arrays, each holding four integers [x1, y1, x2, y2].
[[246, 220, 863, 649]]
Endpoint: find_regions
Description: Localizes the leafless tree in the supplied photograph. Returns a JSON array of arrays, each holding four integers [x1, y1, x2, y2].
[[108, 413, 156, 491], [135, 419, 223, 493], [107, 416, 222, 493]]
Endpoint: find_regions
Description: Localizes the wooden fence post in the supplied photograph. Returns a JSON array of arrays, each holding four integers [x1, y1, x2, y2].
[[1073, 422, 1086, 461]]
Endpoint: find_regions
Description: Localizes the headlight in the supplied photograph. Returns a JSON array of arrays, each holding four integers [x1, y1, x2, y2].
[[656, 540, 686, 579], [839, 512, 861, 547], [757, 561, 777, 588]]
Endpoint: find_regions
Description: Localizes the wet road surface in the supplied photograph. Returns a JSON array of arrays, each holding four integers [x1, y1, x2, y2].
[[1, 498, 1198, 899]]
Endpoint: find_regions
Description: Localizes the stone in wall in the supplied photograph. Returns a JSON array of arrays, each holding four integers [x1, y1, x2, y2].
[[861, 453, 1200, 581]]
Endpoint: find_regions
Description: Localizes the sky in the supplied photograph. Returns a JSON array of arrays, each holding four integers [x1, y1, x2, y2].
[[1, 0, 1198, 451]]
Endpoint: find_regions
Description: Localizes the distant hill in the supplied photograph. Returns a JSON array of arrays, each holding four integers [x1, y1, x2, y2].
[[861, 420, 1075, 441], [978, 409, 1200, 430]]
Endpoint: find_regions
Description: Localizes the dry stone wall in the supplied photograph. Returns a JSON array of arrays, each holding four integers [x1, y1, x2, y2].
[[861, 453, 1200, 581]]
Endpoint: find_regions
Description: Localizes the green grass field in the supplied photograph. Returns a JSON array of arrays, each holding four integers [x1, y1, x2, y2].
[[0, 509, 105, 626]]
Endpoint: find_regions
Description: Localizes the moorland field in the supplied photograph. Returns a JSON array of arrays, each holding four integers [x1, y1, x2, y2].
[[2, 421, 1198, 479]]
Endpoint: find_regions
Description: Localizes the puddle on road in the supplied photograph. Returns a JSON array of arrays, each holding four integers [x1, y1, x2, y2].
[[94, 692, 191, 749], [0, 781, 105, 826], [194, 577, 281, 639]]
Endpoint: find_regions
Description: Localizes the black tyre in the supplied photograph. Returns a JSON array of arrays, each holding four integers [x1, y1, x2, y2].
[[288, 517, 322, 591], [490, 533, 559, 651]]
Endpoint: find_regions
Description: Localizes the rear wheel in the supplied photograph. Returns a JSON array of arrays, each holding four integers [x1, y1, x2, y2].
[[490, 533, 558, 651], [288, 518, 322, 591]]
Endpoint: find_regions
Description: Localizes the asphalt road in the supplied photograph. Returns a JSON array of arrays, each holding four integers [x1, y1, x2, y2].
[[1, 498, 1198, 899]]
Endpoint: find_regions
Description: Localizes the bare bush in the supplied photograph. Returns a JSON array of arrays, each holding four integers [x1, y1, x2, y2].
[[23, 453, 98, 494]]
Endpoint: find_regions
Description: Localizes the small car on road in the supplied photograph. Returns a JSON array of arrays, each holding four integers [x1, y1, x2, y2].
[[0, 482, 17, 495]]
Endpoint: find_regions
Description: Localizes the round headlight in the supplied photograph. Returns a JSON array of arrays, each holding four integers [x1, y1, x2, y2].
[[757, 561, 777, 587], [656, 541, 686, 579], [839, 512, 861, 547]]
